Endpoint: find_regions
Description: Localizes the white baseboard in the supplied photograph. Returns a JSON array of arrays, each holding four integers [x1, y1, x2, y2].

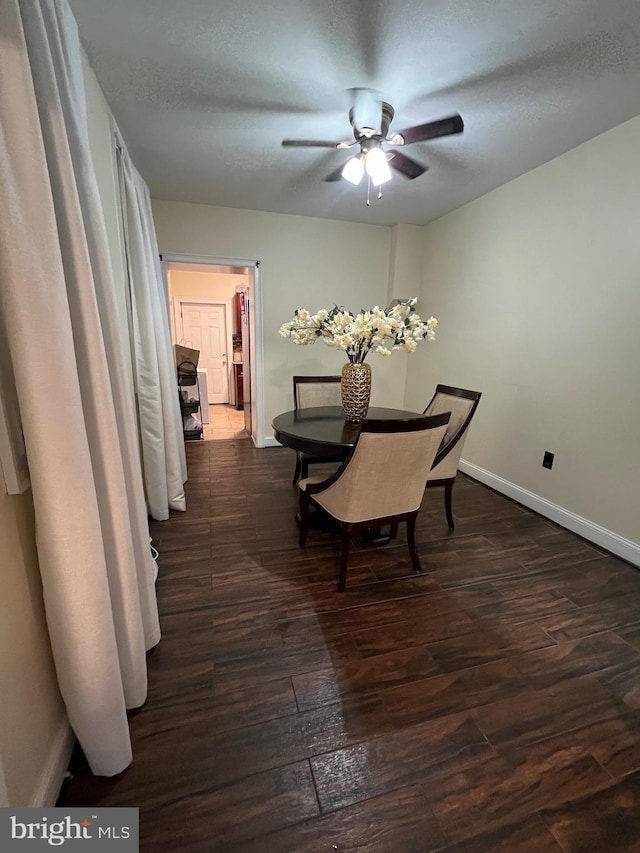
[[263, 437, 282, 448], [459, 460, 640, 568], [32, 719, 75, 807]]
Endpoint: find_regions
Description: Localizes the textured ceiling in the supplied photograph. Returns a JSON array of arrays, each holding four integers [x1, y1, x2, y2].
[[70, 0, 640, 227]]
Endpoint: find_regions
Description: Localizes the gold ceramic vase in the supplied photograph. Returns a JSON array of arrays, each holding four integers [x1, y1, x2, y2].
[[341, 362, 372, 423]]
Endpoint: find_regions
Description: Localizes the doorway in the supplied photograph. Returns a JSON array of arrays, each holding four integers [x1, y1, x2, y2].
[[163, 257, 263, 445]]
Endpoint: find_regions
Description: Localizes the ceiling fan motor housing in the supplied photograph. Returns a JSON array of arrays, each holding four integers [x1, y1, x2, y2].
[[349, 101, 395, 140]]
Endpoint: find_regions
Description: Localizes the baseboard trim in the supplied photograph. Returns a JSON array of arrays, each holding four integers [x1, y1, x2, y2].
[[32, 720, 75, 807], [459, 460, 640, 568], [263, 437, 282, 448]]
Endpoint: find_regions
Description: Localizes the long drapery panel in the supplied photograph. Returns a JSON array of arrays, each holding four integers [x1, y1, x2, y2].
[[0, 0, 160, 775], [116, 141, 187, 521]]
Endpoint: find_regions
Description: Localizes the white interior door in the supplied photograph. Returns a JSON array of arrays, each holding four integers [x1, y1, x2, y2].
[[180, 302, 229, 404]]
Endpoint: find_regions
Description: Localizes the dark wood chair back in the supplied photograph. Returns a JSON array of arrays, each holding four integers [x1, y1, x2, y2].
[[293, 375, 342, 410]]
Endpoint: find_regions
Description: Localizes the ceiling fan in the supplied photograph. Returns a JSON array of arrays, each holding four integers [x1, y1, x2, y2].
[[282, 88, 464, 188]]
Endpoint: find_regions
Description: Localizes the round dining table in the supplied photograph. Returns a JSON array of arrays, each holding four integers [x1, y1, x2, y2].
[[272, 405, 424, 460]]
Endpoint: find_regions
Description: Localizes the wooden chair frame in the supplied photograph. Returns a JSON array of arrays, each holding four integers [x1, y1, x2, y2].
[[291, 375, 342, 484], [423, 384, 482, 529]]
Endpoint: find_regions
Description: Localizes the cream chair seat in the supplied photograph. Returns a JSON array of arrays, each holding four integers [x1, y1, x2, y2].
[[298, 412, 450, 591]]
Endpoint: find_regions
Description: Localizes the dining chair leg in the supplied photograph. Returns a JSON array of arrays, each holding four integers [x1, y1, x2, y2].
[[298, 490, 310, 546], [292, 456, 302, 485], [338, 526, 351, 592], [444, 480, 455, 529], [406, 513, 421, 573]]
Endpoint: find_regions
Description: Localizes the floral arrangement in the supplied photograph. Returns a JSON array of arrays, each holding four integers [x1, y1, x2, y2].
[[278, 299, 437, 364]]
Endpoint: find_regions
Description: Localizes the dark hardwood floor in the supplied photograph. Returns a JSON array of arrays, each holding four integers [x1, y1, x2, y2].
[[61, 437, 640, 851]]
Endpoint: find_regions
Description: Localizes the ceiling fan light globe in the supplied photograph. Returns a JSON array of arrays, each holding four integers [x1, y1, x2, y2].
[[342, 156, 365, 185], [365, 147, 392, 185]]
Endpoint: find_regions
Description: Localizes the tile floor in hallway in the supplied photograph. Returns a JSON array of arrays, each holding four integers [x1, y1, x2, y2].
[[202, 404, 247, 441]]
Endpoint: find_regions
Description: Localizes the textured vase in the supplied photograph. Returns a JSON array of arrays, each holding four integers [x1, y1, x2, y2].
[[341, 362, 372, 423]]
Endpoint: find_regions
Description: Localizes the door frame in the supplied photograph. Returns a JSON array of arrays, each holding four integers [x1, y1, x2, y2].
[[175, 297, 234, 406], [161, 254, 264, 447]]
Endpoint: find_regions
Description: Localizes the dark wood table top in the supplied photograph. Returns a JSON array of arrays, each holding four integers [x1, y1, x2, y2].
[[272, 405, 424, 459]]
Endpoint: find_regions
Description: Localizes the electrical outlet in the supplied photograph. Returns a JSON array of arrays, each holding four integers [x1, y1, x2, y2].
[[542, 451, 554, 470]]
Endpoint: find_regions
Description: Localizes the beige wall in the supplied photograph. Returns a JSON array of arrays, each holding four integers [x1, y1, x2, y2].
[[168, 269, 247, 342], [152, 201, 404, 436], [169, 270, 245, 303], [388, 224, 425, 304], [385, 224, 428, 408], [0, 486, 66, 806], [406, 116, 640, 548]]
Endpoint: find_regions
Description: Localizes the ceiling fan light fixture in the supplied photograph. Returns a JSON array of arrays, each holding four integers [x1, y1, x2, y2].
[[365, 146, 392, 185], [341, 155, 365, 185]]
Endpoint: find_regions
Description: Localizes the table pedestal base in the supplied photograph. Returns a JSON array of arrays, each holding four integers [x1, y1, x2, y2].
[[295, 511, 391, 547], [362, 527, 391, 547]]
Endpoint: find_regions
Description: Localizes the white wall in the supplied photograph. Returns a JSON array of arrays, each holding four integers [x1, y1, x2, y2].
[[151, 201, 403, 437], [406, 116, 640, 553]]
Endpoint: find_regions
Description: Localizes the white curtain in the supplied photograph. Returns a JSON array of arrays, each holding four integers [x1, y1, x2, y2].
[[116, 140, 187, 521], [0, 0, 160, 775]]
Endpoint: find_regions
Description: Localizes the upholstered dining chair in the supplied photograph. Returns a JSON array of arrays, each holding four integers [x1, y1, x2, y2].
[[298, 413, 451, 591], [423, 384, 482, 529], [291, 375, 343, 484]]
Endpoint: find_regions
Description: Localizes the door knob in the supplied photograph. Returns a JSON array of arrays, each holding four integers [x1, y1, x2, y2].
[[222, 353, 228, 365]]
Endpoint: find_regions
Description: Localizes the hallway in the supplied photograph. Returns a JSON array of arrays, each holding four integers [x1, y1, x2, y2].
[[202, 404, 247, 441]]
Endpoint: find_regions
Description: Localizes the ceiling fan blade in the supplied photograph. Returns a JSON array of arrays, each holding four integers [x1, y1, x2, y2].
[[386, 150, 428, 180], [349, 87, 383, 134], [395, 114, 464, 145], [323, 164, 346, 182], [282, 139, 341, 148]]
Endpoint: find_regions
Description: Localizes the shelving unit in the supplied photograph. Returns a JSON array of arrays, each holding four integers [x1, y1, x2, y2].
[[177, 360, 203, 441], [233, 362, 244, 410]]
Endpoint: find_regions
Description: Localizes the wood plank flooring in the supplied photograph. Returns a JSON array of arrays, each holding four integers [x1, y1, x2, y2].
[[60, 437, 640, 851]]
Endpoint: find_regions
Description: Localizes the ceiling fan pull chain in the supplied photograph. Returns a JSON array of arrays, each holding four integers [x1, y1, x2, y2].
[[377, 185, 383, 200], [366, 175, 371, 206]]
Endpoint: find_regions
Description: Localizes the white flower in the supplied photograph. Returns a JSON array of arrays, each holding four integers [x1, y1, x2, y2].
[[279, 300, 437, 363]]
